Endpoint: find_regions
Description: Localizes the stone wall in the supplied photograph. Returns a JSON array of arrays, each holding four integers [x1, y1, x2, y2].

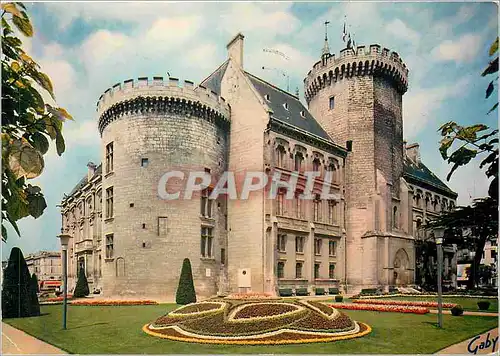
[[98, 79, 230, 299]]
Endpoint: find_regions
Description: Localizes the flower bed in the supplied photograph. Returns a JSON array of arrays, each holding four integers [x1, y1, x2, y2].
[[40, 295, 73, 302], [331, 303, 429, 314], [225, 292, 278, 300], [354, 293, 498, 299], [145, 298, 370, 344], [353, 299, 456, 308], [71, 300, 158, 306]]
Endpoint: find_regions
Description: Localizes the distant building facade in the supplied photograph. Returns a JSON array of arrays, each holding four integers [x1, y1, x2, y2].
[[25, 251, 62, 290], [59, 33, 457, 298]]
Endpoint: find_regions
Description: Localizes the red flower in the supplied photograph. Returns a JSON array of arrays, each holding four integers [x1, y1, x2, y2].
[[331, 303, 429, 314], [352, 299, 455, 308]]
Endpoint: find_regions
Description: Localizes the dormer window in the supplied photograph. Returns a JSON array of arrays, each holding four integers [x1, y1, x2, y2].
[[283, 102, 289, 110], [264, 94, 270, 101]]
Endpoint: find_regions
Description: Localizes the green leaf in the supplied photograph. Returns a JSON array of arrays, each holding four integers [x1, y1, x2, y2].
[[11, 11, 33, 37], [29, 87, 45, 113], [487, 102, 498, 114], [43, 116, 57, 139], [55, 132, 65, 156], [33, 71, 54, 98], [27, 193, 46, 219], [29, 132, 50, 155], [7, 138, 45, 179], [1, 3, 22, 18], [2, 224, 7, 242], [481, 57, 499, 77], [490, 37, 499, 56], [439, 137, 453, 159], [486, 81, 495, 98]]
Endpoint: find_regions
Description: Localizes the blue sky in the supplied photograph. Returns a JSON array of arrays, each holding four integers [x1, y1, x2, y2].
[[2, 1, 498, 259]]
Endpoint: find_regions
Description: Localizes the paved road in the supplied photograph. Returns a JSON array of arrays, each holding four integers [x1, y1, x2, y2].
[[438, 327, 499, 354], [2, 322, 66, 355]]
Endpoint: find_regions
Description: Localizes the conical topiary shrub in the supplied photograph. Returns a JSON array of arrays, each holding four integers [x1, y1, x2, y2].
[[31, 273, 39, 293], [29, 273, 40, 316], [73, 267, 90, 298], [176, 258, 196, 305], [1, 247, 32, 318]]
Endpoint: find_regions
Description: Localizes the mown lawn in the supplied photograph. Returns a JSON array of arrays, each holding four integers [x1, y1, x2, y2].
[[3, 304, 497, 354]]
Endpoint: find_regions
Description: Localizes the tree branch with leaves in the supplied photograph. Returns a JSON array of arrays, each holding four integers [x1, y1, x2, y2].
[[1, 2, 73, 242]]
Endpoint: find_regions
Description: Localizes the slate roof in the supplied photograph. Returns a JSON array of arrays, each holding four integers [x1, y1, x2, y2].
[[200, 60, 229, 95], [244, 72, 332, 141], [403, 156, 457, 198], [65, 164, 102, 200]]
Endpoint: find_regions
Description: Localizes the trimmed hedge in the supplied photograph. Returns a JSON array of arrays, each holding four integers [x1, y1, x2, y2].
[[176, 258, 196, 305], [279, 288, 293, 297], [451, 304, 464, 316], [477, 301, 491, 311], [329, 287, 340, 295], [335, 295, 344, 302], [295, 287, 309, 296], [315, 287, 325, 295], [360, 288, 378, 295]]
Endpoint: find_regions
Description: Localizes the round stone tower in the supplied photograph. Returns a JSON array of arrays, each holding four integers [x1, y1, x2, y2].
[[304, 45, 411, 291], [96, 77, 230, 299]]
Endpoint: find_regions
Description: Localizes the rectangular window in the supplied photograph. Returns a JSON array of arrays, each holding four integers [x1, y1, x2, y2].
[[295, 236, 305, 253], [295, 262, 303, 279], [329, 240, 337, 256], [328, 200, 336, 224], [276, 191, 285, 215], [329, 96, 335, 110], [200, 189, 213, 218], [314, 196, 322, 222], [278, 234, 287, 252], [158, 217, 168, 236], [105, 234, 114, 259], [314, 263, 320, 279], [329, 263, 335, 279], [314, 238, 322, 255], [106, 187, 114, 219], [105, 142, 114, 174], [96, 190, 102, 212], [277, 261, 285, 279], [201, 227, 213, 258], [221, 248, 226, 265], [295, 193, 303, 219], [141, 158, 149, 167]]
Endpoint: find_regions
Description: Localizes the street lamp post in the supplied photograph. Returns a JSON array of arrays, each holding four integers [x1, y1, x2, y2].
[[434, 227, 445, 329], [58, 234, 73, 330]]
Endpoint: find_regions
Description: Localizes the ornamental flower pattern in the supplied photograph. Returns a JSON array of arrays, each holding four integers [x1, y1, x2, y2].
[[144, 297, 371, 344], [352, 299, 456, 308], [332, 303, 429, 314]]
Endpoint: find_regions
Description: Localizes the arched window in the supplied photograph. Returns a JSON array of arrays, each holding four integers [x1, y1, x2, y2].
[[276, 145, 286, 168], [393, 206, 398, 228], [312, 158, 321, 172], [313, 194, 322, 222], [294, 152, 304, 172]]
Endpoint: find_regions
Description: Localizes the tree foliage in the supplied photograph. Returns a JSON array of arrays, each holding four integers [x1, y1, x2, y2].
[[1, 247, 40, 318], [176, 258, 196, 305], [1, 2, 73, 242], [438, 37, 499, 199], [433, 38, 499, 289], [73, 266, 90, 298]]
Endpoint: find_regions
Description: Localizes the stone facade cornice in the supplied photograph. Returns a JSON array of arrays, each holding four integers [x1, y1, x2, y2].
[[404, 173, 458, 200], [304, 44, 409, 103], [267, 117, 348, 158]]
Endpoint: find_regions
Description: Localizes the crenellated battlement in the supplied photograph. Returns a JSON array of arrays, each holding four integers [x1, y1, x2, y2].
[[96, 76, 230, 135], [304, 44, 409, 102]]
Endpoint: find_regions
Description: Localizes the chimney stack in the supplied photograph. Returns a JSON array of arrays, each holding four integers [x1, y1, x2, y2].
[[87, 162, 97, 181], [227, 33, 244, 68], [405, 143, 420, 165]]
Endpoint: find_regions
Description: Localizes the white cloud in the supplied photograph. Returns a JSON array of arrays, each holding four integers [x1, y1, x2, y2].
[[403, 75, 473, 139], [432, 33, 483, 63], [386, 19, 420, 43]]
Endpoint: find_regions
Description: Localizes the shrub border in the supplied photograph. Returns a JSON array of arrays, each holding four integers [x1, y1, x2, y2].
[[353, 299, 456, 308], [227, 302, 304, 323]]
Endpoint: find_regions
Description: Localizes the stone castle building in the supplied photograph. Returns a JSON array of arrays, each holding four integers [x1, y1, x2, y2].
[[59, 33, 457, 298]]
